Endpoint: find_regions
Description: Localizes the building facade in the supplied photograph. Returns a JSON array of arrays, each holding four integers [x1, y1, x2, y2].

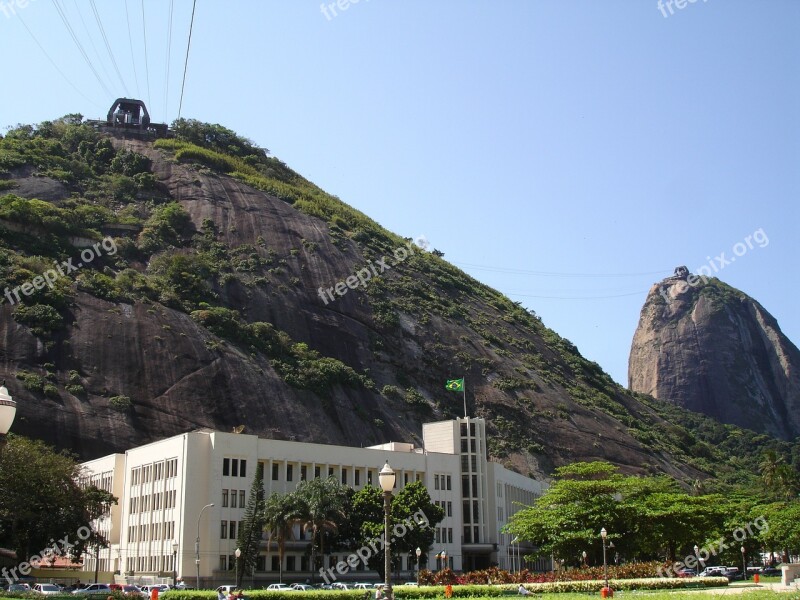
[[79, 417, 548, 586]]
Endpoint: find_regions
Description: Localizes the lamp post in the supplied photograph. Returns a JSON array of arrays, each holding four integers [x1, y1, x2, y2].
[[741, 546, 747, 581], [0, 382, 17, 456], [235, 548, 242, 589], [601, 528, 609, 595], [415, 547, 422, 586], [693, 545, 700, 577], [582, 551, 587, 568], [172, 542, 179, 587], [195, 503, 214, 590], [441, 550, 447, 571], [379, 461, 396, 600], [511, 537, 519, 573]]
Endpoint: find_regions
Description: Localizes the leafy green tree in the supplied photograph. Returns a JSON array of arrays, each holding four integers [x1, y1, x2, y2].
[[262, 491, 303, 584], [0, 435, 118, 562], [236, 463, 266, 587], [352, 482, 443, 581]]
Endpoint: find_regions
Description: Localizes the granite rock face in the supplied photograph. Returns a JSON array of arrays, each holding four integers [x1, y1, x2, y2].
[[629, 268, 800, 439]]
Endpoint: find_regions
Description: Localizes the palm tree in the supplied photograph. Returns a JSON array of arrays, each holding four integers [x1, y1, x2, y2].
[[294, 476, 349, 580], [760, 450, 784, 492], [263, 492, 302, 584]]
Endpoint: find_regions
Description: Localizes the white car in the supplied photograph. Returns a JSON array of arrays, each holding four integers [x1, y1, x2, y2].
[[353, 584, 372, 591], [291, 584, 312, 591], [33, 584, 62, 595], [72, 584, 112, 595], [331, 583, 350, 590], [217, 586, 238, 594], [267, 584, 293, 591]]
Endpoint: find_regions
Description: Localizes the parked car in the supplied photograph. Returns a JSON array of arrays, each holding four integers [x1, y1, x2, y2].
[[698, 567, 727, 577], [33, 584, 62, 595], [217, 586, 238, 594], [110, 584, 143, 595], [291, 584, 313, 591], [675, 567, 696, 577], [331, 582, 350, 590], [72, 583, 112, 595], [352, 584, 372, 591], [267, 583, 293, 591]]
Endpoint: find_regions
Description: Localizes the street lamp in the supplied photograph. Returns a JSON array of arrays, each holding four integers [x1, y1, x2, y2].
[[195, 503, 214, 590], [379, 461, 396, 600], [0, 382, 17, 456], [511, 537, 519, 573], [235, 548, 242, 588], [582, 551, 587, 567], [741, 546, 747, 581], [441, 550, 447, 571], [600, 528, 609, 596], [693, 545, 700, 577], [415, 548, 422, 586], [172, 542, 179, 587]]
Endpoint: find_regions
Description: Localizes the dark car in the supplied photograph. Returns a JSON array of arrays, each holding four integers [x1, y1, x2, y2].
[[760, 567, 781, 576]]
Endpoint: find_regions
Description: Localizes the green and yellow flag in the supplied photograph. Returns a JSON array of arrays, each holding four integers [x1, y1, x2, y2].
[[445, 378, 464, 392]]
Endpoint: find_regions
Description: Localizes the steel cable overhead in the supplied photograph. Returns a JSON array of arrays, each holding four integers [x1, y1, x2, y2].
[[89, 0, 129, 95], [71, 0, 115, 91], [17, 11, 101, 109], [164, 0, 175, 120], [178, 0, 197, 120], [141, 0, 152, 108], [51, 0, 113, 99], [124, 0, 141, 98]]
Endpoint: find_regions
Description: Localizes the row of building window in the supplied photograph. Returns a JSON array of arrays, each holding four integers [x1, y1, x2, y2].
[[129, 490, 177, 513], [222, 458, 247, 477], [127, 554, 176, 573], [218, 553, 428, 574], [130, 459, 178, 486], [434, 500, 453, 517], [433, 474, 452, 490], [267, 462, 420, 487], [221, 489, 247, 508], [220, 520, 239, 539], [127, 521, 175, 542], [435, 527, 454, 544]]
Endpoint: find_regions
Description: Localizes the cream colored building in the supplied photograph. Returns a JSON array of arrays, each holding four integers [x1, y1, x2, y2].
[[79, 417, 547, 586]]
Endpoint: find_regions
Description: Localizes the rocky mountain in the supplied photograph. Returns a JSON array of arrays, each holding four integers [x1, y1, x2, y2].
[[1, 117, 796, 484], [629, 267, 800, 440]]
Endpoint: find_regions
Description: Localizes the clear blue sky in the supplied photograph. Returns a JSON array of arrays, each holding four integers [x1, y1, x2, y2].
[[2, 0, 798, 385]]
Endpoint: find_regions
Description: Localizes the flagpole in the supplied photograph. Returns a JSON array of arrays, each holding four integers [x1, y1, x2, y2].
[[463, 376, 467, 418]]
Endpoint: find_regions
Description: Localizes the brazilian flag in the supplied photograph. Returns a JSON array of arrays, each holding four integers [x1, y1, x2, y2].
[[445, 378, 464, 392]]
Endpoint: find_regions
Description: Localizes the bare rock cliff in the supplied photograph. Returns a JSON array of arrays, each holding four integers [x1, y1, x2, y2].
[[628, 267, 800, 439]]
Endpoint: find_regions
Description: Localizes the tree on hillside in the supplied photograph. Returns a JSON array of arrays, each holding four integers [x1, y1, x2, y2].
[[236, 463, 266, 587]]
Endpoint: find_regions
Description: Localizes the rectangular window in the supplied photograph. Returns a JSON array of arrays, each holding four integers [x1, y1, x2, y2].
[[460, 438, 468, 453], [460, 422, 468, 437], [301, 465, 307, 480], [287, 464, 293, 482], [463, 526, 471, 543], [328, 467, 334, 477], [240, 460, 246, 477], [355, 470, 361, 486], [231, 490, 238, 509], [446, 475, 452, 490], [367, 470, 373, 485], [474, 525, 480, 543], [239, 490, 246, 507], [462, 476, 470, 497], [231, 459, 239, 477], [461, 455, 469, 473], [470, 439, 477, 453], [222, 490, 229, 508], [223, 458, 230, 477], [434, 474, 440, 490], [229, 521, 236, 539], [470, 423, 476, 436], [315, 466, 321, 478], [448, 528, 453, 543], [272, 463, 279, 481], [471, 456, 477, 471], [221, 521, 228, 539], [286, 556, 296, 572], [256, 556, 266, 572], [473, 500, 480, 522], [463, 500, 471, 523], [404, 473, 409, 485], [341, 468, 347, 485], [271, 556, 279, 571], [219, 556, 227, 571], [435, 529, 441, 543], [447, 501, 452, 517]]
